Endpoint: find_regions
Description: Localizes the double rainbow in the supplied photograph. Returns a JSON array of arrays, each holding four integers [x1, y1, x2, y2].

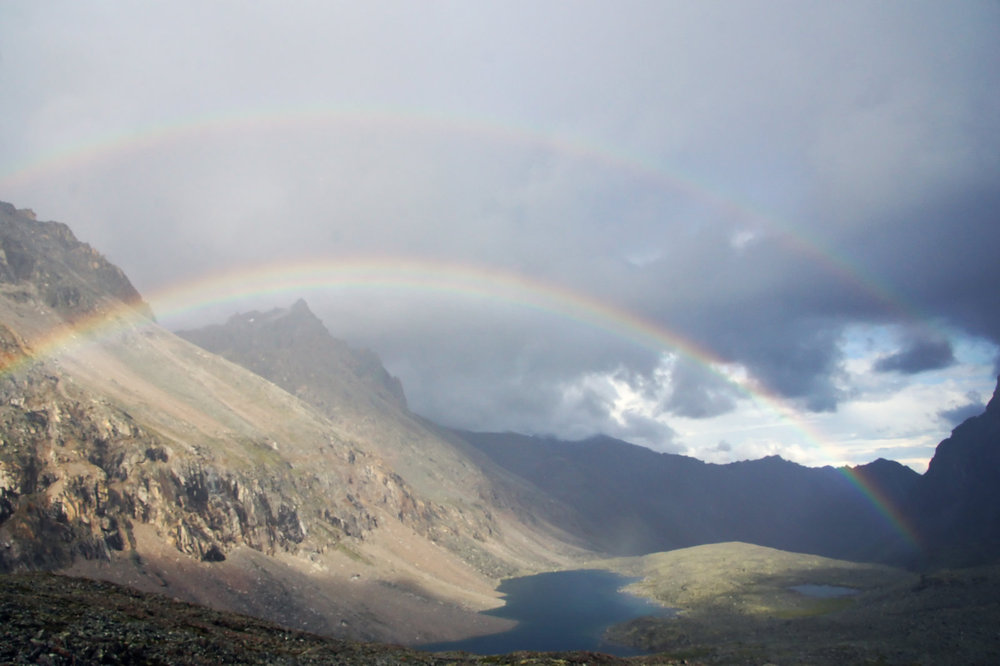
[[0, 105, 924, 549]]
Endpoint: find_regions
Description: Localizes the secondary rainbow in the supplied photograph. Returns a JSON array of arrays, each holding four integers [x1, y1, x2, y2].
[[0, 103, 930, 328]]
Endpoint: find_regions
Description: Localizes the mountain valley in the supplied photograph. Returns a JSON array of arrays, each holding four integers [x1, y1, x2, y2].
[[1, 201, 999, 663]]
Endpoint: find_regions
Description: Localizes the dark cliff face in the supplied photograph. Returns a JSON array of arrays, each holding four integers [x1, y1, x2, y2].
[[0, 202, 151, 320], [911, 377, 1000, 565]]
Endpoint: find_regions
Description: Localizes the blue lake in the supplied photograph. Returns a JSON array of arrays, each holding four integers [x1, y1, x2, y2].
[[421, 569, 671, 656]]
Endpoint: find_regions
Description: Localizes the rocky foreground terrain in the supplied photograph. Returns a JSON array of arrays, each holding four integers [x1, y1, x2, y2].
[[0, 571, 679, 666], [5, 545, 1000, 665]]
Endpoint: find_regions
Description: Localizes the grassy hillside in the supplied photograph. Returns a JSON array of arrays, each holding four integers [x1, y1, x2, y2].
[[597, 542, 1000, 664]]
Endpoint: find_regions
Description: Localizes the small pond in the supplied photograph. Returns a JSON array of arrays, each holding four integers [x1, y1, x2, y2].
[[421, 569, 672, 656], [790, 584, 859, 598]]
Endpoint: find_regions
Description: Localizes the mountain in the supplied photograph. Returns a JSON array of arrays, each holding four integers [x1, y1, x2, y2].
[[0, 202, 581, 646], [453, 389, 1000, 568], [175, 299, 590, 551], [171, 269, 1000, 569], [0, 202, 150, 321], [173, 300, 940, 566], [177, 298, 407, 419], [910, 377, 1000, 566], [3, 198, 1000, 656], [453, 431, 921, 563]]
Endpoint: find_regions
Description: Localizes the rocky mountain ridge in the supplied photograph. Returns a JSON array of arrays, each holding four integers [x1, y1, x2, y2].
[[453, 431, 922, 563], [454, 387, 1000, 568], [0, 201, 150, 320]]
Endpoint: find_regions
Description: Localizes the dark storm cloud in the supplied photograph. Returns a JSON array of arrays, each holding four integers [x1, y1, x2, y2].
[[938, 398, 986, 428], [661, 357, 739, 419], [1, 1, 998, 450], [874, 337, 956, 375]]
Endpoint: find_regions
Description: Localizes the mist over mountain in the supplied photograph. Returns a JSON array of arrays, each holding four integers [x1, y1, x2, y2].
[[177, 299, 407, 416], [175, 298, 589, 549]]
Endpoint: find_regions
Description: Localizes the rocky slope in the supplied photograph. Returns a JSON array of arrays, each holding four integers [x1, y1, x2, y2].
[[0, 202, 581, 645], [175, 299, 592, 555]]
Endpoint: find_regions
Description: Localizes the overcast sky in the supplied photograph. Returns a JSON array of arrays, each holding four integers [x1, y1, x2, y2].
[[2, 1, 998, 471]]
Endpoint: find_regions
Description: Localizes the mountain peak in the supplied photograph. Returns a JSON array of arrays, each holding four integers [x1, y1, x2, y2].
[[179, 301, 407, 411], [0, 201, 151, 319]]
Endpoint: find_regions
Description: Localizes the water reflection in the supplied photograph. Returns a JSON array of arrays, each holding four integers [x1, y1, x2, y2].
[[790, 583, 858, 598]]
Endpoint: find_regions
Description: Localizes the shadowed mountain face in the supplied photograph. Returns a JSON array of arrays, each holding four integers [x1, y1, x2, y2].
[[454, 387, 1000, 568], [911, 379, 1000, 566], [453, 432, 922, 563]]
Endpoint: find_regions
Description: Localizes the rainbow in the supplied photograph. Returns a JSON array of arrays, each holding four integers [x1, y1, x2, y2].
[[0, 103, 929, 326], [154, 257, 923, 549], [0, 106, 924, 549]]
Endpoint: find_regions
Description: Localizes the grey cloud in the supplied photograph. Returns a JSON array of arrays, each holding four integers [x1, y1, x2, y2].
[[938, 392, 987, 428], [1, 2, 998, 448], [938, 402, 985, 428], [608, 412, 680, 454], [874, 337, 956, 375], [661, 357, 740, 419]]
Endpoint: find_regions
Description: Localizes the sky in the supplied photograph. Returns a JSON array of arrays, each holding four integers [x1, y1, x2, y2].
[[1, 1, 998, 472]]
